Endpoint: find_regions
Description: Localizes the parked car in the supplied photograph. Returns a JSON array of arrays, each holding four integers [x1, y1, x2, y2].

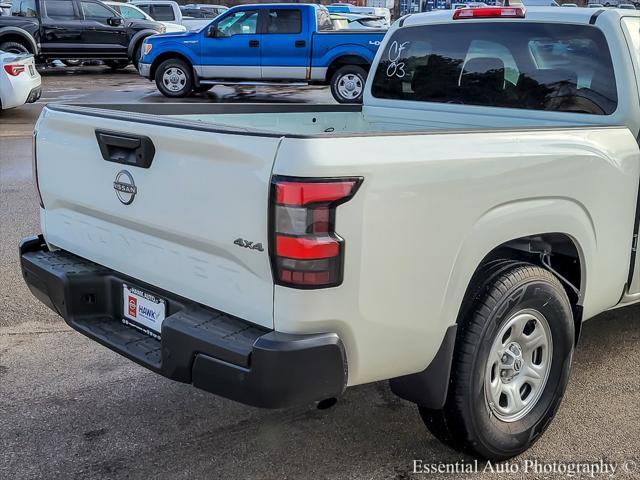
[[335, 12, 388, 29], [0, 2, 11, 15], [181, 4, 227, 19], [327, 3, 390, 25], [0, 0, 164, 68], [106, 1, 185, 33], [138, 4, 385, 103], [618, 3, 637, 7], [561, 2, 578, 5], [587, 3, 604, 6], [0, 49, 40, 109], [21, 5, 640, 462], [130, 0, 210, 31]]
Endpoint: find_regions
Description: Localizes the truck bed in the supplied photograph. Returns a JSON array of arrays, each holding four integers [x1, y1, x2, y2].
[[53, 103, 616, 137]]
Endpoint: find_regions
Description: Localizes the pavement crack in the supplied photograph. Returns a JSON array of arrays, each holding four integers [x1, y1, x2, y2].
[[2, 329, 71, 336]]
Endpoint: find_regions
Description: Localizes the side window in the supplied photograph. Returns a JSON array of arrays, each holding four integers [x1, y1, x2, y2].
[[11, 0, 37, 17], [120, 5, 146, 20], [316, 7, 333, 32], [43, 0, 79, 20], [136, 3, 151, 15], [265, 9, 302, 35], [151, 4, 175, 21], [216, 10, 258, 36], [81, 1, 114, 21]]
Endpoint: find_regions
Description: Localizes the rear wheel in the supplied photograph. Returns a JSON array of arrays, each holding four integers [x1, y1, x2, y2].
[[0, 41, 29, 55], [104, 59, 130, 70], [330, 65, 367, 104], [419, 261, 575, 460], [155, 58, 193, 98]]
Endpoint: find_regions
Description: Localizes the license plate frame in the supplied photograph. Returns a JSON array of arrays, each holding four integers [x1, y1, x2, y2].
[[122, 284, 166, 340]]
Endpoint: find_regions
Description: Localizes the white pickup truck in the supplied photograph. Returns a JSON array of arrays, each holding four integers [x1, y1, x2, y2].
[[21, 6, 640, 460]]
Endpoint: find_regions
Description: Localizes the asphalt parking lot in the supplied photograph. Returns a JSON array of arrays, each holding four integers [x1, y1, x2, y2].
[[1, 67, 640, 480]]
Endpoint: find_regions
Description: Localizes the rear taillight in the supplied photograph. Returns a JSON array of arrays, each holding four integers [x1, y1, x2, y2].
[[4, 64, 26, 76], [453, 6, 525, 19], [32, 131, 44, 208], [270, 176, 362, 288]]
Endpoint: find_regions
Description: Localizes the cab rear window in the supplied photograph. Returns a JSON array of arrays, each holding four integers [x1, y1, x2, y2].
[[371, 23, 618, 115]]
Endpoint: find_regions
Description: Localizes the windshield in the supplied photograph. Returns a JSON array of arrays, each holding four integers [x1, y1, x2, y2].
[[10, 0, 36, 16], [371, 22, 617, 115]]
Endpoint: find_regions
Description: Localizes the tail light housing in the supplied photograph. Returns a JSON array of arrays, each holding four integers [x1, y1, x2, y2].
[[4, 64, 26, 76], [270, 176, 362, 288]]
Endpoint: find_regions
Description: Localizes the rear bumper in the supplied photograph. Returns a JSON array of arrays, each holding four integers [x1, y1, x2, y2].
[[20, 235, 347, 408]]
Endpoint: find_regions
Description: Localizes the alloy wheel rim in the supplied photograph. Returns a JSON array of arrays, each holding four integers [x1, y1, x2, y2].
[[484, 309, 553, 423]]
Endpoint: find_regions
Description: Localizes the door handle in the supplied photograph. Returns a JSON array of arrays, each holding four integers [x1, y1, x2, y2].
[[95, 130, 155, 168], [249, 40, 259, 48], [295, 40, 306, 48]]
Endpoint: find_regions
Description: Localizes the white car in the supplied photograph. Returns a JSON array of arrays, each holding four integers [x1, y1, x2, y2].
[[335, 12, 388, 29], [105, 2, 186, 33], [130, 0, 210, 31], [0, 50, 40, 110]]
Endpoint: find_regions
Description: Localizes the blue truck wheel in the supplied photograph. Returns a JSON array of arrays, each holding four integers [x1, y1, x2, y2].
[[330, 65, 367, 104]]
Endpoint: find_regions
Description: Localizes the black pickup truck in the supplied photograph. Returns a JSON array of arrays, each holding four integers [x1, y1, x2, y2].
[[0, 0, 164, 68]]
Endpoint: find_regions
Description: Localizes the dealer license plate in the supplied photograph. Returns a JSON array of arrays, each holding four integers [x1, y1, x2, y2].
[[122, 284, 166, 339]]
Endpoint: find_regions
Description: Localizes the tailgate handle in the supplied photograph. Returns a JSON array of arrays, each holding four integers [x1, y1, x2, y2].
[[95, 130, 155, 168]]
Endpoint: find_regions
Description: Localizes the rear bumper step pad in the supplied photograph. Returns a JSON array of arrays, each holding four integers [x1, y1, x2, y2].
[[20, 235, 347, 408]]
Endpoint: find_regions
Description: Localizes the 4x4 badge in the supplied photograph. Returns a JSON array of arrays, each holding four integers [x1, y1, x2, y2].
[[234, 238, 264, 252]]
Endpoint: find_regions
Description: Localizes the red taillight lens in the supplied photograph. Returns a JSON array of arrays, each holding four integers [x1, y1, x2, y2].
[[4, 64, 26, 76], [270, 176, 362, 288], [453, 7, 525, 19]]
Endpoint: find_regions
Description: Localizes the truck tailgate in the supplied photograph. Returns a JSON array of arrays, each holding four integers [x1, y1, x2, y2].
[[35, 106, 280, 329]]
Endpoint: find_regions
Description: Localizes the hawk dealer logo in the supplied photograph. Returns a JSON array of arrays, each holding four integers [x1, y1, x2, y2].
[[113, 170, 137, 205]]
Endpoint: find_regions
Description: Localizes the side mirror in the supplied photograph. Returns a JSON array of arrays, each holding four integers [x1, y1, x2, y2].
[[108, 16, 123, 27]]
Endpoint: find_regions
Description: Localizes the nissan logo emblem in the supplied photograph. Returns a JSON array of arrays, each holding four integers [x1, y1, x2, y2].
[[113, 170, 137, 205]]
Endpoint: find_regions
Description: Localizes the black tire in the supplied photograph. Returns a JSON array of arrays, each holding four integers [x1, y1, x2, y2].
[[104, 59, 130, 70], [0, 41, 29, 55], [154, 58, 193, 98], [62, 59, 82, 67], [132, 40, 145, 69], [192, 85, 213, 94], [330, 65, 367, 104], [420, 261, 575, 460]]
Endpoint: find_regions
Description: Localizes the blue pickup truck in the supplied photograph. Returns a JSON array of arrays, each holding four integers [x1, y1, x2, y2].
[[138, 3, 386, 103]]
